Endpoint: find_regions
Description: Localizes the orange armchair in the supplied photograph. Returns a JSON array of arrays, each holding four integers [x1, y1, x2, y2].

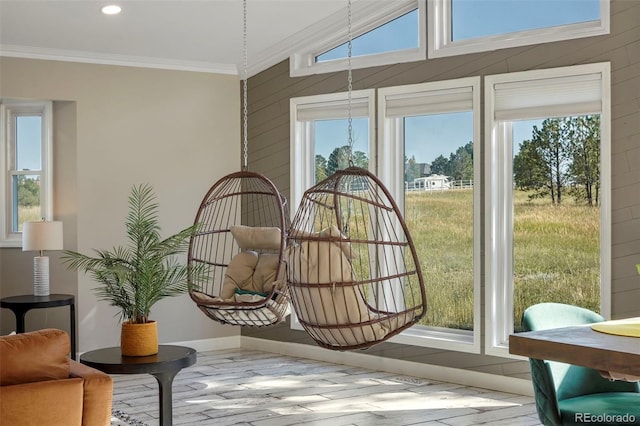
[[0, 328, 113, 426]]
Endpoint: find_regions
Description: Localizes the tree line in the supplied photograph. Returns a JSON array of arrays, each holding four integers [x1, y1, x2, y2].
[[514, 116, 600, 206], [315, 115, 600, 207]]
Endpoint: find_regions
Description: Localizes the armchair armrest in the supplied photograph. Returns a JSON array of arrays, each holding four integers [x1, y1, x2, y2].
[[70, 360, 113, 426]]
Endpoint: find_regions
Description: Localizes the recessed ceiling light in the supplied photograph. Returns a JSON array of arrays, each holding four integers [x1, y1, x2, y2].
[[101, 5, 122, 15]]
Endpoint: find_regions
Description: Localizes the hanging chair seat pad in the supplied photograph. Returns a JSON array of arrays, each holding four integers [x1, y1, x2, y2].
[[288, 225, 416, 347]]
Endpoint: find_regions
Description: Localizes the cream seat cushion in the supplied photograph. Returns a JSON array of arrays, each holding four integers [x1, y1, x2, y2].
[[288, 225, 415, 347]]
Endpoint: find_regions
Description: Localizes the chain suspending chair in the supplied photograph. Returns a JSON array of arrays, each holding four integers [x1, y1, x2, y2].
[[286, 0, 427, 350], [187, 1, 290, 326]]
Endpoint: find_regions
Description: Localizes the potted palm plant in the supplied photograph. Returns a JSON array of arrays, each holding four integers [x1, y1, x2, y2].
[[63, 183, 200, 356]]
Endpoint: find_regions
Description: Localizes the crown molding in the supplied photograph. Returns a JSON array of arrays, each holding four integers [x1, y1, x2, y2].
[[0, 44, 238, 75], [0, 1, 415, 78]]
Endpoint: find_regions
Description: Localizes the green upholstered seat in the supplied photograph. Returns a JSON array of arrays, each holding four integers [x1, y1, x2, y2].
[[522, 303, 640, 426]]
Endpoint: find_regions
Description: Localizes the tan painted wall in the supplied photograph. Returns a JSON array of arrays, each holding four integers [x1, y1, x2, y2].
[[243, 0, 640, 379], [0, 58, 240, 350]]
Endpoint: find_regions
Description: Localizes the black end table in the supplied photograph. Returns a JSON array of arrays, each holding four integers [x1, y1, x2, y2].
[[0, 294, 76, 360], [80, 345, 197, 426]]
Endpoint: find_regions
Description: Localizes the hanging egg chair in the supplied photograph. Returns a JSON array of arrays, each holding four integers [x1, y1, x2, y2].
[[188, 171, 291, 326], [287, 166, 427, 350], [187, 0, 290, 327]]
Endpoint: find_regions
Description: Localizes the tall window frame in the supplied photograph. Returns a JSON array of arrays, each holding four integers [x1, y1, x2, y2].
[[0, 99, 54, 246], [428, 0, 609, 59], [378, 77, 481, 353], [289, 89, 376, 330], [290, 0, 425, 77], [484, 63, 611, 358]]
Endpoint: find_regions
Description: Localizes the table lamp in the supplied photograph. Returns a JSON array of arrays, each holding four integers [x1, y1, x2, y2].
[[22, 220, 64, 296]]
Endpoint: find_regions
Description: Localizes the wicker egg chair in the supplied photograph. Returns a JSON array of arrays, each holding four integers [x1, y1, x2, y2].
[[188, 170, 291, 327], [287, 166, 427, 350]]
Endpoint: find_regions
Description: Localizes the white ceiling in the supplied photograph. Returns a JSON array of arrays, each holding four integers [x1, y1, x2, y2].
[[0, 0, 363, 76]]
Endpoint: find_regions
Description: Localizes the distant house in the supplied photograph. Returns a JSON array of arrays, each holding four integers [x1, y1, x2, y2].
[[408, 174, 451, 191]]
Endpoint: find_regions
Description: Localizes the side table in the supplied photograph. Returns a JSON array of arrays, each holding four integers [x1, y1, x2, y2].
[[0, 293, 76, 360], [80, 345, 197, 426]]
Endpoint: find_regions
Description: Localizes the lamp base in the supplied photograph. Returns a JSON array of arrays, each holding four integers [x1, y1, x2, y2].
[[33, 256, 50, 296]]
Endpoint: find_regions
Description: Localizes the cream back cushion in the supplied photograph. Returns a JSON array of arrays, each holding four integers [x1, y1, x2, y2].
[[230, 225, 281, 250], [288, 226, 411, 347]]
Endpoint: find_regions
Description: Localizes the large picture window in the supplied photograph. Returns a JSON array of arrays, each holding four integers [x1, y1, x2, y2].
[[0, 99, 53, 246], [484, 63, 611, 357], [378, 78, 481, 352]]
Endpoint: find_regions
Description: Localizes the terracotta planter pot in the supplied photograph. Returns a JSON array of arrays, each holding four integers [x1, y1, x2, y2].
[[121, 320, 158, 356]]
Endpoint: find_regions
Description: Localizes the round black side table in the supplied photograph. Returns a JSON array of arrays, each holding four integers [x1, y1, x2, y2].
[[80, 345, 197, 426], [0, 294, 76, 360]]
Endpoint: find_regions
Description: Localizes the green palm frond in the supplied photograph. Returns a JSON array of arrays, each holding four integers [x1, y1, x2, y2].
[[62, 183, 202, 324]]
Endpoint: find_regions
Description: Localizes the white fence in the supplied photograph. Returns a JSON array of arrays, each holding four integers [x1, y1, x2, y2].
[[405, 179, 473, 192]]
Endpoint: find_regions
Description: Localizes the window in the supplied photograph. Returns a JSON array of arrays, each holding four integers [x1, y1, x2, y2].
[[290, 90, 375, 210], [429, 0, 609, 58], [316, 9, 419, 62], [0, 99, 53, 246], [484, 63, 611, 357], [289, 90, 375, 330], [378, 78, 481, 352], [290, 0, 425, 77]]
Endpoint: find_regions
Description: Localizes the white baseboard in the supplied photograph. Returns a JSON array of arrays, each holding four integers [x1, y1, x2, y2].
[[240, 336, 534, 397], [170, 335, 240, 353], [167, 334, 533, 397]]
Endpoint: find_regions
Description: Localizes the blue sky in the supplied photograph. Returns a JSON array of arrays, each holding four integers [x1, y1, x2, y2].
[[16, 116, 41, 170]]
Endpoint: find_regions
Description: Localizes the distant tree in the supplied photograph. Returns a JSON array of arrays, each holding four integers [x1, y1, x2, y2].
[[566, 116, 600, 206], [326, 145, 368, 176], [430, 155, 449, 175], [449, 142, 473, 181], [17, 177, 40, 207], [315, 154, 328, 183], [513, 138, 549, 199], [513, 117, 600, 205], [429, 141, 473, 182], [351, 150, 369, 169], [405, 155, 421, 182]]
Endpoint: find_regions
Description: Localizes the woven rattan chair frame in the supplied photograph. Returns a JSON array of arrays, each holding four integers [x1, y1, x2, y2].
[[287, 166, 427, 350], [188, 170, 291, 327]]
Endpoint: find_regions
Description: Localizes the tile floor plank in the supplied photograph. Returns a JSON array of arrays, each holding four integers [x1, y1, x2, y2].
[[110, 348, 541, 426]]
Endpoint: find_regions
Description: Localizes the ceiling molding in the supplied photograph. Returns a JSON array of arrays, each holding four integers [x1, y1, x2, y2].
[[0, 1, 410, 78], [0, 44, 238, 75]]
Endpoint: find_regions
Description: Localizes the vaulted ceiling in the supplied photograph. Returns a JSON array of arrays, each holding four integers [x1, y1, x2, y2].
[[0, 0, 367, 76]]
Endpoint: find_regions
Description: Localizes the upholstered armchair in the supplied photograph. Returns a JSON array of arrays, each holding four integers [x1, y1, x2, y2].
[[522, 303, 640, 426], [0, 328, 113, 426]]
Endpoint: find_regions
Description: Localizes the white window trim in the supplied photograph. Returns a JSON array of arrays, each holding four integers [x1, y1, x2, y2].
[[290, 0, 425, 77], [378, 77, 481, 353], [428, 0, 610, 59], [0, 99, 53, 247], [484, 63, 611, 358]]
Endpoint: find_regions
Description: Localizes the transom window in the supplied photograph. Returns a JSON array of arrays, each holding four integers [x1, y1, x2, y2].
[[429, 0, 609, 58], [290, 0, 425, 77], [316, 8, 419, 63]]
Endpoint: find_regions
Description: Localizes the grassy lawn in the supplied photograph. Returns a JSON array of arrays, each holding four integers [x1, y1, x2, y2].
[[405, 189, 600, 331]]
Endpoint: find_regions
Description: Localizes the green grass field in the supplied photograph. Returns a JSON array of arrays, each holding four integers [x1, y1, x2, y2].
[[405, 189, 600, 331]]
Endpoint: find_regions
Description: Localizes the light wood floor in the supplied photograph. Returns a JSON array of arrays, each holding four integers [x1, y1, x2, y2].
[[110, 348, 542, 426]]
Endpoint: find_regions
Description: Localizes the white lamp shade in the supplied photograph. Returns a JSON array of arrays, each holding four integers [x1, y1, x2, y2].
[[22, 221, 64, 252]]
